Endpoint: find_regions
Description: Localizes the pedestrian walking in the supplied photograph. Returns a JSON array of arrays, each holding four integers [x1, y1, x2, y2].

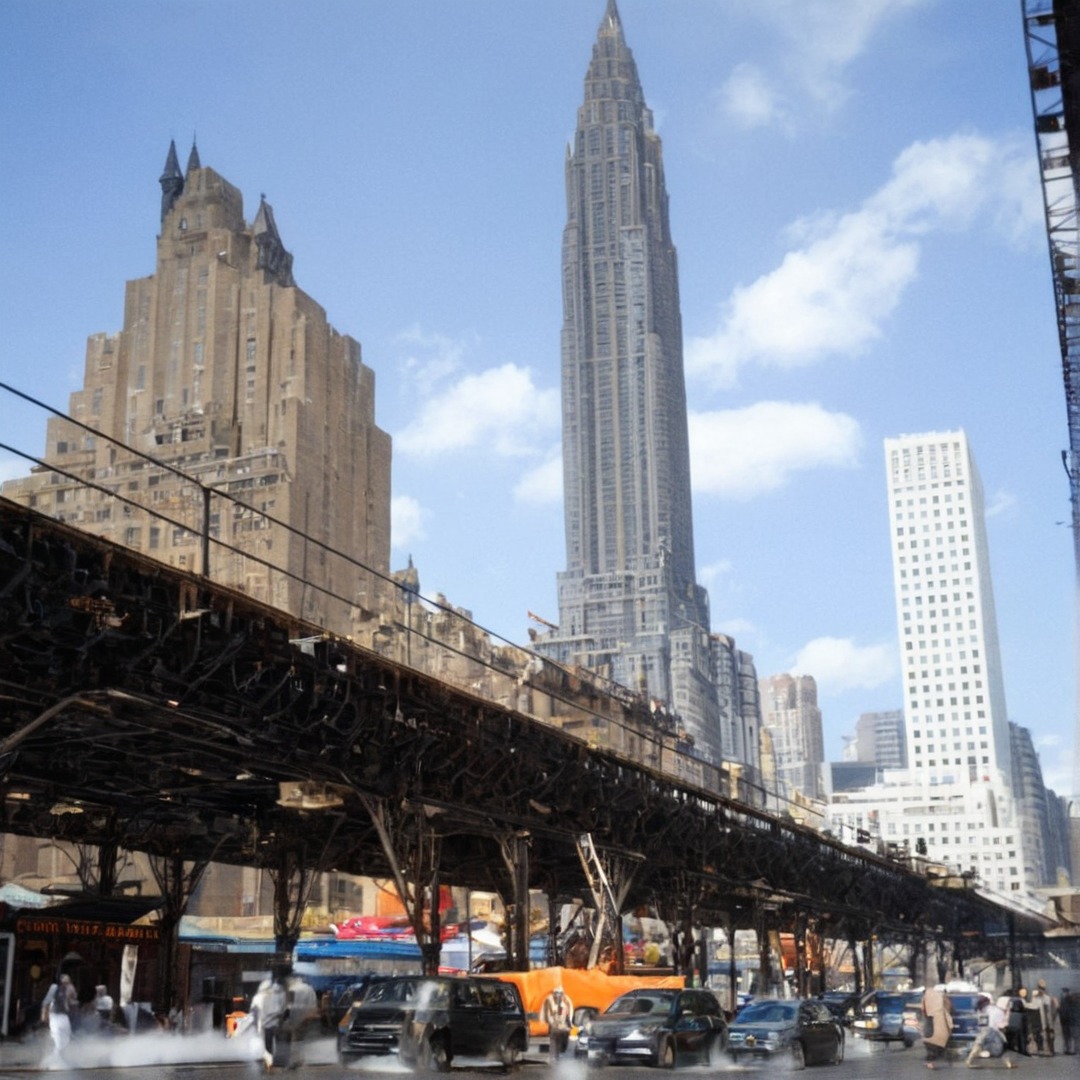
[[250, 966, 289, 1072], [1022, 986, 1044, 1055], [1063, 986, 1080, 1054], [93, 984, 114, 1033], [922, 984, 953, 1069], [1010, 989, 1031, 1055], [40, 974, 78, 1065], [540, 985, 573, 1060], [1033, 980, 1057, 1055]]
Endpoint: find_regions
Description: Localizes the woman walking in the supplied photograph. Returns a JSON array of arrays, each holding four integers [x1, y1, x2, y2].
[[922, 984, 954, 1069]]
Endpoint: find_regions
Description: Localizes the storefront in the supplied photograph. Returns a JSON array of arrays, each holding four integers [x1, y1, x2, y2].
[[7, 898, 162, 1036]]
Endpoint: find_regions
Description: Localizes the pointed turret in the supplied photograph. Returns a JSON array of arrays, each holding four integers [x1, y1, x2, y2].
[[159, 140, 184, 224], [186, 138, 201, 175], [253, 194, 295, 287]]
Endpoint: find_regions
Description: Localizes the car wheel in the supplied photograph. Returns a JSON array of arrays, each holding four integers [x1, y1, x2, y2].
[[791, 1039, 806, 1070], [832, 1034, 845, 1064], [501, 1040, 522, 1072], [421, 1036, 451, 1072], [656, 1037, 675, 1069]]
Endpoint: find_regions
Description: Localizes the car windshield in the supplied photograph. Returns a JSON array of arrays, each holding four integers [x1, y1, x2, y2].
[[364, 980, 417, 1005], [606, 991, 676, 1015], [874, 994, 905, 1012], [736, 1001, 797, 1024]]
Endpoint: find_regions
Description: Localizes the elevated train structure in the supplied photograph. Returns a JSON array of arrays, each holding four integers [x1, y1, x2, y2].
[[0, 495, 1055, 1011], [1023, 0, 1080, 801]]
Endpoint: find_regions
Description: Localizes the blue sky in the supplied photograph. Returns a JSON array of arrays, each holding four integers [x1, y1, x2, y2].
[[1, 1, 1074, 792]]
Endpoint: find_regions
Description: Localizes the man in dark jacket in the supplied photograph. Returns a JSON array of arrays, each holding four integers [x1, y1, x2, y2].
[[1062, 987, 1080, 1054]]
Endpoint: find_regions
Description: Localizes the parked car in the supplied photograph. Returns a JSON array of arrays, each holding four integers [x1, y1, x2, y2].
[[324, 973, 391, 1027], [946, 992, 989, 1046], [727, 998, 844, 1068], [401, 977, 529, 1071], [574, 987, 727, 1067], [338, 976, 420, 1062], [337, 974, 528, 1070], [818, 991, 861, 1025], [851, 989, 924, 1047]]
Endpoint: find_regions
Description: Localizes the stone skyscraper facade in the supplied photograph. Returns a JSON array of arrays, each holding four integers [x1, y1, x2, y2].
[[760, 674, 825, 802], [852, 710, 907, 771], [536, 1, 728, 765], [3, 143, 392, 635]]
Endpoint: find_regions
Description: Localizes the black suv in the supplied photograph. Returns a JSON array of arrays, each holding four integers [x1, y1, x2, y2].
[[338, 975, 528, 1071]]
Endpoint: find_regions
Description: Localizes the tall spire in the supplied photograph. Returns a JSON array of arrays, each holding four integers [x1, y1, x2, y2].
[[586, 0, 642, 111], [186, 137, 201, 176], [159, 140, 184, 224], [601, 0, 623, 35]]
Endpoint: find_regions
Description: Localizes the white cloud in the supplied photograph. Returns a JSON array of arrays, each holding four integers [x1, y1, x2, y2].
[[718, 62, 784, 130], [395, 363, 559, 457], [713, 615, 758, 640], [985, 489, 1017, 519], [394, 324, 466, 386], [390, 494, 427, 551], [791, 636, 897, 693], [689, 401, 860, 499], [687, 133, 1035, 388], [513, 453, 563, 505], [733, 0, 927, 119], [698, 559, 734, 591]]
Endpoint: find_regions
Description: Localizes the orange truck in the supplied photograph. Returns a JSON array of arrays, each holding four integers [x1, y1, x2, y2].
[[490, 966, 685, 1040]]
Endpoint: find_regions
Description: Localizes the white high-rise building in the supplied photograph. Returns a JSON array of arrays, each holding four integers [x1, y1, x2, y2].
[[885, 430, 1012, 785], [828, 430, 1030, 896]]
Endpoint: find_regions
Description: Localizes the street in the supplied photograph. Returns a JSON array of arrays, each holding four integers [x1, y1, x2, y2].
[[3, 1034, 1079, 1080]]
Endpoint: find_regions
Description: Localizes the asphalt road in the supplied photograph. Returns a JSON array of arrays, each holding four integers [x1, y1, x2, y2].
[[2, 1035, 1078, 1080]]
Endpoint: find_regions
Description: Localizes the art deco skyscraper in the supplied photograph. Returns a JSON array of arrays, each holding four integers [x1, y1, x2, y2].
[[3, 143, 392, 635], [537, 1, 722, 763]]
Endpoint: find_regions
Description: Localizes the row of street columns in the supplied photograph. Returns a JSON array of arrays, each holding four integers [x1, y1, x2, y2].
[[79, 808, 1015, 1014]]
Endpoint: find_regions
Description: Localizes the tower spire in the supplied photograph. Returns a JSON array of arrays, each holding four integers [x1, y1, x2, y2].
[[159, 140, 184, 224], [186, 136, 201, 175], [601, 0, 623, 35]]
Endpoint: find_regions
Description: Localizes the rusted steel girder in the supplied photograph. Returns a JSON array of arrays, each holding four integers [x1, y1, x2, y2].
[[0, 499, 1050, 957]]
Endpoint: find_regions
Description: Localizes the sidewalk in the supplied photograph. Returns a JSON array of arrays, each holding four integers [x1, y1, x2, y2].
[[0, 1034, 42, 1070], [0, 1027, 281, 1071]]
